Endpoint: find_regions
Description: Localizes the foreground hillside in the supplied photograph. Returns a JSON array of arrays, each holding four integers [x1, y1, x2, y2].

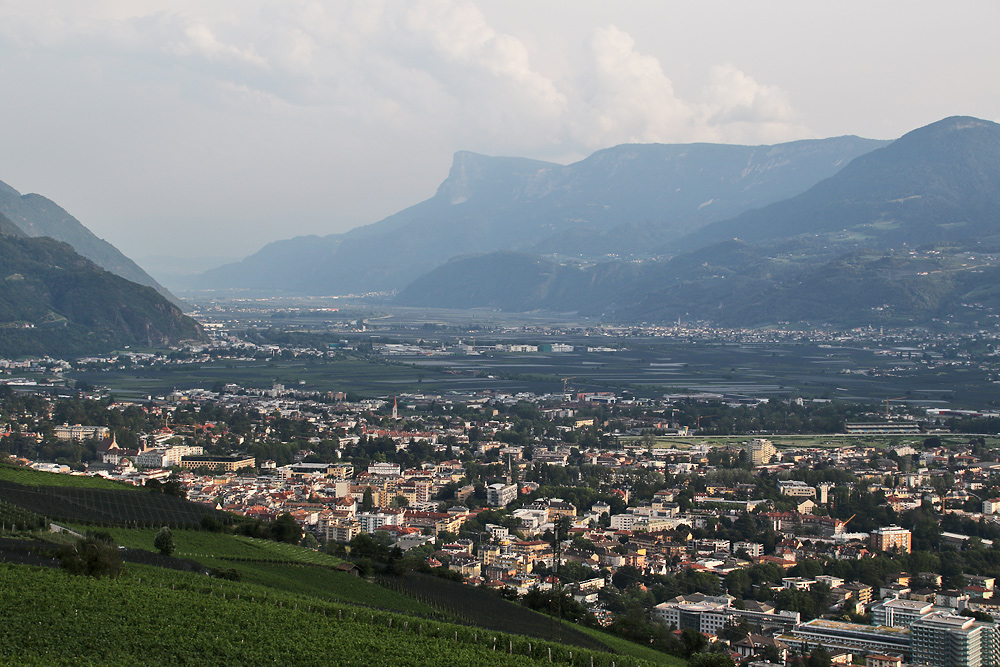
[[0, 223, 203, 356], [0, 465, 678, 667], [0, 565, 607, 667]]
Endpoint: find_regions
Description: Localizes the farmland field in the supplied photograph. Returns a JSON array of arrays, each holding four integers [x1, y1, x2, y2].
[[618, 433, 1000, 450], [64, 526, 441, 616], [0, 479, 230, 528], [74, 320, 1000, 409]]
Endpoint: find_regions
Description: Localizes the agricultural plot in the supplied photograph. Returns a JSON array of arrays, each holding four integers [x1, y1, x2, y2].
[[0, 480, 230, 528], [387, 573, 617, 654], [73, 527, 439, 616], [0, 500, 46, 532], [91, 528, 339, 563], [0, 464, 135, 490], [74, 356, 445, 400], [78, 334, 1000, 408], [626, 433, 1000, 451], [0, 563, 659, 667]]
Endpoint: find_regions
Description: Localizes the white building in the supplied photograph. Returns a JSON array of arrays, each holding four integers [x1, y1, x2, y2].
[[486, 482, 518, 507], [778, 480, 817, 498], [357, 510, 403, 533]]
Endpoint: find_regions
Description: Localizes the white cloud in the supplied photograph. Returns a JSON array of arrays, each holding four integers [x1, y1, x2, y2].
[[169, 22, 268, 67], [0, 0, 815, 259]]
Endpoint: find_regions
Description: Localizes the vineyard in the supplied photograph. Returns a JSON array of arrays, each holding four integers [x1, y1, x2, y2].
[[0, 499, 47, 532], [383, 573, 613, 652], [0, 563, 664, 667], [83, 527, 346, 564], [0, 463, 136, 490], [0, 479, 231, 528], [62, 526, 443, 616]]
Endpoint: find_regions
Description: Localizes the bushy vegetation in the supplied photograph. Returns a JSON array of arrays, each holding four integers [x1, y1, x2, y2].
[[57, 531, 122, 579]]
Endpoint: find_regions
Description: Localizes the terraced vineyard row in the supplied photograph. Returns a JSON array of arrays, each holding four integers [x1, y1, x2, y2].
[[0, 564, 658, 667], [71, 527, 442, 616], [0, 500, 46, 532], [382, 573, 613, 653], [0, 479, 231, 528]]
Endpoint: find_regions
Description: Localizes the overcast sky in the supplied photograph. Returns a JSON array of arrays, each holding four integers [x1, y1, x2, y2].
[[0, 1, 997, 271]]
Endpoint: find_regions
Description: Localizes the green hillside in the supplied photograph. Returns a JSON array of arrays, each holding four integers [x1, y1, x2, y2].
[[0, 179, 180, 304], [0, 564, 648, 667], [0, 549, 665, 667], [0, 465, 682, 666], [0, 227, 203, 356], [0, 463, 137, 490]]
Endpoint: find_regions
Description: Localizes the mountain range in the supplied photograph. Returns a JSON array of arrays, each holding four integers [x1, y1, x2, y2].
[[395, 116, 1000, 327], [195, 135, 887, 294], [185, 115, 1000, 328]]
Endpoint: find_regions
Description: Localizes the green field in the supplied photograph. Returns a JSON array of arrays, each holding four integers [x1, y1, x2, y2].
[[74, 356, 442, 399], [72, 332, 1000, 409], [35, 524, 683, 665], [0, 564, 657, 667]]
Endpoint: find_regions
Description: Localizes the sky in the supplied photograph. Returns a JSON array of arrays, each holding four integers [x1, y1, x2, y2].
[[0, 0, 997, 276]]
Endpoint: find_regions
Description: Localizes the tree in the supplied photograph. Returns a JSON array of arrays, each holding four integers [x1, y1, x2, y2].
[[808, 646, 831, 667], [362, 488, 375, 512], [154, 526, 175, 556], [271, 513, 303, 544], [60, 532, 122, 579]]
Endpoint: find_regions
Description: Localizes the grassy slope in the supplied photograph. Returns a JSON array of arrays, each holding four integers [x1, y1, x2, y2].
[[0, 563, 665, 667], [0, 463, 136, 490], [63, 526, 439, 616], [574, 627, 689, 667], [389, 572, 682, 666], [4, 476, 684, 666]]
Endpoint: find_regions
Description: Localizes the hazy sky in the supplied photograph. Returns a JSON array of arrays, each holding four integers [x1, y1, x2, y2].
[[0, 1, 997, 269]]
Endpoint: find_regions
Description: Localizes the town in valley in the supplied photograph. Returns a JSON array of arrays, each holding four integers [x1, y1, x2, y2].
[[5, 311, 1000, 667]]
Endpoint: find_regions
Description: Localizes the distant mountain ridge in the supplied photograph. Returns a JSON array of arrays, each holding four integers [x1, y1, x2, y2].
[[680, 116, 1000, 251], [0, 180, 181, 305], [398, 116, 1000, 327], [195, 135, 887, 293]]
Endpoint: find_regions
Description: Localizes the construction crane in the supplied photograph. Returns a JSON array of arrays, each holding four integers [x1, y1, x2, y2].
[[883, 397, 908, 420], [561, 377, 577, 394]]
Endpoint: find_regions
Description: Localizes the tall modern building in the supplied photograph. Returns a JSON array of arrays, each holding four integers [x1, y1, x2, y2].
[[746, 439, 777, 466], [871, 526, 913, 554], [909, 612, 998, 667]]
